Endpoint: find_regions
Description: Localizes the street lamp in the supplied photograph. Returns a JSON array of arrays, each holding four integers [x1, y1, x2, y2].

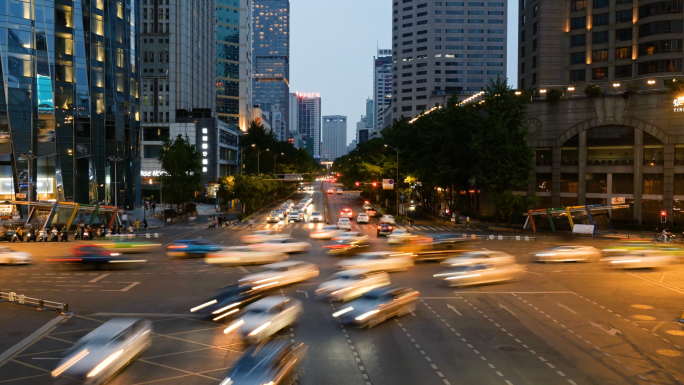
[[240, 144, 256, 175], [384, 144, 401, 219], [106, 156, 123, 209], [273, 152, 284, 175], [18, 152, 37, 219], [257, 149, 270, 176]]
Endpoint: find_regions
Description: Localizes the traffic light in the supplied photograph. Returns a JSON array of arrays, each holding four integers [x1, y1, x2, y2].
[[337, 173, 340, 177], [661, 211, 667, 224], [372, 182, 378, 187], [355, 182, 360, 187]]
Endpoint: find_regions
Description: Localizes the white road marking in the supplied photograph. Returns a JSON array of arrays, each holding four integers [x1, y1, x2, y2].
[[237, 266, 249, 273]]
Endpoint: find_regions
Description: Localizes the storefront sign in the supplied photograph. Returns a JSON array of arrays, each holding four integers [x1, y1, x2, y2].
[[141, 170, 166, 177], [15, 193, 26, 199], [572, 224, 595, 234], [674, 97, 684, 112], [611, 197, 625, 205]]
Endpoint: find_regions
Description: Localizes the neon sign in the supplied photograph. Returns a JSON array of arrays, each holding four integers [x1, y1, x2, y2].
[[295, 91, 320, 98], [674, 97, 684, 112]]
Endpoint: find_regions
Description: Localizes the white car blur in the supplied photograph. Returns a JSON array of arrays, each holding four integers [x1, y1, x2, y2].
[[337, 189, 343, 195], [434, 263, 525, 287], [241, 230, 284, 244], [248, 238, 312, 254], [534, 245, 600, 263], [266, 212, 280, 223], [336, 252, 415, 272], [387, 229, 417, 245], [205, 247, 288, 265], [316, 270, 391, 301], [287, 212, 301, 222], [338, 218, 352, 230], [380, 215, 396, 224], [356, 213, 369, 223], [442, 250, 516, 267], [332, 231, 369, 244], [310, 225, 347, 240], [0, 247, 32, 265], [224, 296, 303, 344], [340, 208, 354, 218], [239, 261, 320, 289], [601, 251, 678, 269], [51, 318, 152, 383], [310, 212, 324, 222]]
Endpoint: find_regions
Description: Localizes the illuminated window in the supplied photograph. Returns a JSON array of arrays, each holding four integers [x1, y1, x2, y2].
[[202, 159, 208, 165], [202, 136, 208, 141]]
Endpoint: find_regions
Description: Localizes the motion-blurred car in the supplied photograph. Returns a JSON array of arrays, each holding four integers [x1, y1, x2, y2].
[[600, 251, 678, 269], [310, 212, 324, 222], [380, 215, 396, 224], [356, 213, 369, 224], [190, 283, 270, 321], [340, 208, 354, 218], [47, 245, 146, 266], [248, 238, 311, 254], [219, 339, 307, 385], [387, 229, 416, 245], [377, 222, 394, 236], [96, 237, 161, 254], [336, 252, 414, 272], [327, 189, 334, 194], [266, 212, 280, 223], [434, 263, 525, 287], [287, 212, 301, 222], [316, 270, 390, 301], [310, 225, 347, 240], [238, 261, 319, 289], [205, 247, 288, 266], [362, 202, 373, 211], [166, 239, 222, 258], [409, 235, 480, 262], [241, 230, 284, 244], [338, 218, 352, 230], [533, 245, 601, 263], [441, 250, 516, 267], [323, 238, 370, 256], [333, 286, 420, 328], [332, 231, 368, 243], [51, 318, 152, 383], [337, 189, 343, 195], [366, 208, 380, 217], [0, 247, 32, 265], [224, 296, 303, 343]]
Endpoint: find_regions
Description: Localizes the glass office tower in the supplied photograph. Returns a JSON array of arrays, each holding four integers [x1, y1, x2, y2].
[[0, 0, 140, 211]]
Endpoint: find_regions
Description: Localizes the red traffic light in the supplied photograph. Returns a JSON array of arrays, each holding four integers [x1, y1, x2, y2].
[[661, 211, 667, 216], [337, 173, 340, 177], [372, 182, 378, 187], [355, 182, 360, 186]]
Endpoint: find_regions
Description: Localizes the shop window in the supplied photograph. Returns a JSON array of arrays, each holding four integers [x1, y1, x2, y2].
[[643, 173, 664, 195], [143, 128, 169, 141], [561, 147, 579, 165], [643, 146, 665, 165], [561, 173, 579, 193], [611, 199, 634, 224], [592, 67, 608, 80], [586, 173, 607, 193], [536, 173, 552, 192], [642, 199, 664, 225], [612, 173, 634, 194], [561, 197, 579, 207], [536, 148, 552, 166], [674, 174, 684, 195], [675, 146, 684, 164]]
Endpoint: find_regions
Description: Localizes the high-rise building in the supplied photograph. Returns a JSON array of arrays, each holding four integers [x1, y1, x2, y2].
[[356, 116, 370, 145], [293, 92, 322, 157], [0, 0, 140, 213], [253, 0, 290, 141], [374, 50, 392, 133], [391, 1, 508, 120], [288, 92, 299, 141], [322, 116, 348, 161], [217, 0, 253, 131]]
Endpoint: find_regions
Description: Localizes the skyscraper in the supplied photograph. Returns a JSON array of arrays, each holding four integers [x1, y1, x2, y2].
[[356, 115, 369, 145], [373, 49, 392, 133], [288, 92, 298, 141], [391, 1, 508, 120], [322, 116, 348, 161], [293, 92, 321, 157], [217, 0, 253, 131], [253, 0, 290, 142], [0, 0, 139, 210]]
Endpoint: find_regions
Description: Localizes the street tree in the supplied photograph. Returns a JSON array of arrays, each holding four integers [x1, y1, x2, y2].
[[158, 134, 202, 210]]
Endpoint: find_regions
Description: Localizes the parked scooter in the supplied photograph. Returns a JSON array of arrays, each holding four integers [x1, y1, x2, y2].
[[50, 227, 59, 242], [37, 228, 48, 242], [59, 227, 69, 242], [26, 228, 36, 242]]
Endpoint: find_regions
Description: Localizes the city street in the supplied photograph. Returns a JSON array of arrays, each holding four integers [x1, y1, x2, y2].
[[1, 182, 684, 385]]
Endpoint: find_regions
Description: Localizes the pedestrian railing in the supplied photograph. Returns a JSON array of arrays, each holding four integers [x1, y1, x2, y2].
[[463, 234, 538, 242], [0, 291, 70, 315]]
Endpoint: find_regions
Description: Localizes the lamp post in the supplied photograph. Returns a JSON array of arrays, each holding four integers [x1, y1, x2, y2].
[[273, 152, 284, 175], [257, 149, 270, 176], [240, 144, 256, 175], [106, 156, 123, 209], [18, 152, 37, 219], [384, 144, 401, 219]]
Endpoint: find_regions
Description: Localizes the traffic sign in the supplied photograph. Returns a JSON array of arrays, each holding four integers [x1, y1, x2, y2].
[[401, 195, 405, 200], [382, 179, 394, 190]]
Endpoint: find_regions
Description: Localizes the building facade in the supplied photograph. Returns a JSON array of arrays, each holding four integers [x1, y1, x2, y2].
[[288, 92, 298, 140], [356, 115, 370, 145], [0, 0, 140, 214], [217, 0, 253, 130], [391, 1, 508, 120], [293, 92, 321, 157], [252, 0, 289, 141], [374, 50, 392, 134], [520, 0, 684, 226], [322, 115, 347, 161]]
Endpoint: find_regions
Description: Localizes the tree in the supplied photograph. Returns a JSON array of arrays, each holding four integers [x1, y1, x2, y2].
[[158, 134, 202, 207]]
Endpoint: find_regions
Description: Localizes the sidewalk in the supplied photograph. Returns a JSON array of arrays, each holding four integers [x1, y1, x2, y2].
[[123, 204, 225, 229]]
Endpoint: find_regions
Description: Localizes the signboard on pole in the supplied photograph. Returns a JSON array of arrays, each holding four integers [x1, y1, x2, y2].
[[383, 179, 394, 190], [611, 197, 625, 205], [572, 224, 595, 234], [15, 193, 26, 199]]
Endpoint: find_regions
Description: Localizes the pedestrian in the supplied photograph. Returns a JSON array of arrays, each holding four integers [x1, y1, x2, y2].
[[121, 211, 128, 227], [213, 216, 218, 229], [218, 216, 223, 228], [142, 218, 148, 231], [152, 203, 156, 213], [466, 216, 470, 227], [134, 218, 140, 231], [248, 218, 255, 230]]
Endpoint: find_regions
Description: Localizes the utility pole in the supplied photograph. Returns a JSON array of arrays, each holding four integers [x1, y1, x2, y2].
[[274, 152, 284, 175], [240, 144, 256, 175], [257, 149, 269, 176], [384, 144, 400, 219]]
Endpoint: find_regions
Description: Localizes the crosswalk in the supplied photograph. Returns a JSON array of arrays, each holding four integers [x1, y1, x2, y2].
[[228, 223, 483, 232]]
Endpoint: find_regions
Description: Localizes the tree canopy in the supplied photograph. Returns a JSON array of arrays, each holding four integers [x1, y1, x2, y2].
[[158, 134, 202, 205]]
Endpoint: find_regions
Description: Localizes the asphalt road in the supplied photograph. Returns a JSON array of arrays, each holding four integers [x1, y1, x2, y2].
[[1, 181, 684, 384]]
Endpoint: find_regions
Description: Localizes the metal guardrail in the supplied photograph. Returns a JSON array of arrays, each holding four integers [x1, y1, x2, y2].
[[103, 233, 165, 239], [463, 234, 538, 242], [1, 291, 70, 315]]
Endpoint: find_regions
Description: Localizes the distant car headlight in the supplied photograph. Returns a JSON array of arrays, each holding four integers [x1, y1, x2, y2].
[[355, 310, 379, 321]]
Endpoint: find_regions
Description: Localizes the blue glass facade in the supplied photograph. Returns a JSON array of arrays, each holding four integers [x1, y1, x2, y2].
[[0, 0, 140, 210], [216, 0, 244, 126], [253, 0, 289, 140]]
